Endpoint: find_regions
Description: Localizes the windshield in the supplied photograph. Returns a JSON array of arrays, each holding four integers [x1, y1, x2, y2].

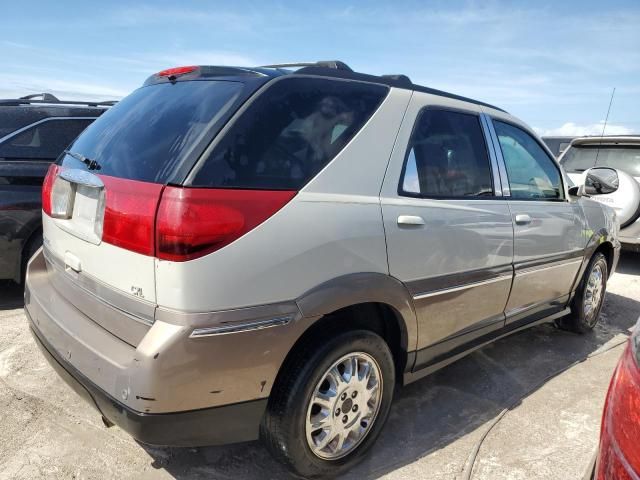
[[561, 145, 640, 177], [60, 80, 244, 183]]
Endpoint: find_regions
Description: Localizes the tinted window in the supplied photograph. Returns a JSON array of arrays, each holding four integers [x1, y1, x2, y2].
[[494, 121, 563, 200], [191, 77, 388, 189], [0, 109, 50, 138], [399, 109, 493, 198], [62, 81, 244, 183], [0, 119, 92, 160], [561, 146, 640, 176]]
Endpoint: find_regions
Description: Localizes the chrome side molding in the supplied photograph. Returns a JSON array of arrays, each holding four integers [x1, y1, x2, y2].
[[190, 315, 295, 338], [413, 274, 513, 301]]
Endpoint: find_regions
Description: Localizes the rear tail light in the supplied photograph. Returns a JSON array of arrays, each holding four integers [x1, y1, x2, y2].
[[41, 163, 59, 216], [156, 187, 296, 261], [596, 326, 640, 479], [45, 170, 295, 261], [50, 176, 75, 219], [100, 176, 164, 256]]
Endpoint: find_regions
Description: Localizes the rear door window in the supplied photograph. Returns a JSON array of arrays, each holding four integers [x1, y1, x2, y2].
[[190, 77, 388, 189], [399, 109, 494, 198], [0, 119, 93, 160], [61, 80, 246, 183]]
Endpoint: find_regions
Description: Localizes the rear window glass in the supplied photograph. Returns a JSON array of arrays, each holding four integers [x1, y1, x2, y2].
[[190, 77, 388, 189], [61, 81, 244, 183], [561, 146, 640, 176], [0, 119, 93, 160]]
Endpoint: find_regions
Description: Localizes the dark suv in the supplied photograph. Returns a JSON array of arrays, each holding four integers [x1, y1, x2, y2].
[[0, 94, 112, 282]]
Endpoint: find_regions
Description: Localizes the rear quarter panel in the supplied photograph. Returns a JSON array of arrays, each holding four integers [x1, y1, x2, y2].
[[154, 88, 413, 312]]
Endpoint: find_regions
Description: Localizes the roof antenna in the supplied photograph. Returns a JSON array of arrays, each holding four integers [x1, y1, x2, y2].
[[594, 87, 615, 167]]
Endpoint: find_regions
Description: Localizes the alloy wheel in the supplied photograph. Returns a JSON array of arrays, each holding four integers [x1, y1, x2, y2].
[[584, 263, 604, 325], [305, 352, 383, 460]]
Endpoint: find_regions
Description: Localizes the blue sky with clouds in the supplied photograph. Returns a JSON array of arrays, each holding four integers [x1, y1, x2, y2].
[[1, 0, 638, 135]]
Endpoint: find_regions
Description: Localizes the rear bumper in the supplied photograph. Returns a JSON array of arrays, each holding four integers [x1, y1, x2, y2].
[[29, 319, 267, 446], [23, 248, 311, 446]]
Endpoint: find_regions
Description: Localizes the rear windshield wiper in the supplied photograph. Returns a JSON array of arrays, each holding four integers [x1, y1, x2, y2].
[[63, 150, 101, 170]]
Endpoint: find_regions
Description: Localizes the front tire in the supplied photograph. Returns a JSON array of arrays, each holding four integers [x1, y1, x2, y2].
[[558, 252, 608, 333], [261, 329, 395, 478]]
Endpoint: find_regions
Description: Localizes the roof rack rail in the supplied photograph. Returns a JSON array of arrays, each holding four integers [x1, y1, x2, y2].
[[259, 60, 353, 72], [0, 95, 117, 107], [380, 74, 412, 88], [20, 93, 60, 102]]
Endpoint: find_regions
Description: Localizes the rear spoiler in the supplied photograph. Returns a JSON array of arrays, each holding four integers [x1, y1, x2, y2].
[[571, 136, 640, 147]]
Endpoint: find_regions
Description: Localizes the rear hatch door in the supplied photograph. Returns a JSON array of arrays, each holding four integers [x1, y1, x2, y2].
[[41, 74, 259, 344]]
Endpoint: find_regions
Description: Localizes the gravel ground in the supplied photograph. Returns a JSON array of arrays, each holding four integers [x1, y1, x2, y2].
[[0, 252, 638, 480]]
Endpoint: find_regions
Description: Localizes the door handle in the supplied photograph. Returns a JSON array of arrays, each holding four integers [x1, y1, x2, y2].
[[397, 215, 425, 226], [514, 214, 532, 225]]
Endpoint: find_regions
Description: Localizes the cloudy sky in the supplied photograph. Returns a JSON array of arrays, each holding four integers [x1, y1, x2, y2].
[[2, 0, 638, 135]]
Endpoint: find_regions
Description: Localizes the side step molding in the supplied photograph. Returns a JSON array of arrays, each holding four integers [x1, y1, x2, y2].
[[403, 308, 571, 385]]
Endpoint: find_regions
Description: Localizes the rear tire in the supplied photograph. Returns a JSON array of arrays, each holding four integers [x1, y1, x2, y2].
[[558, 252, 608, 333], [260, 329, 395, 478]]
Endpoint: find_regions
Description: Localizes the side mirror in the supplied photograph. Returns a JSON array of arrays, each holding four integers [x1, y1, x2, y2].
[[568, 185, 584, 197], [584, 167, 619, 196]]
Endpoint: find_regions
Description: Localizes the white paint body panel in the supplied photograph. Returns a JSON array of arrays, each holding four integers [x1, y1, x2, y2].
[[154, 88, 412, 311], [155, 194, 389, 311], [42, 214, 157, 302]]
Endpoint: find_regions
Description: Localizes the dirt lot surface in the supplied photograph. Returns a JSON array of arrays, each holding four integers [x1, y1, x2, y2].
[[1, 253, 638, 480]]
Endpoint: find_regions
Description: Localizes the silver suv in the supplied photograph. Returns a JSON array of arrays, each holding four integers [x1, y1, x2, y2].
[[25, 61, 620, 478]]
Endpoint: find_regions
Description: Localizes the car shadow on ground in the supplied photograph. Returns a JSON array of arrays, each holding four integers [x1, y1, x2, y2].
[[0, 280, 24, 310], [141, 253, 640, 480]]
